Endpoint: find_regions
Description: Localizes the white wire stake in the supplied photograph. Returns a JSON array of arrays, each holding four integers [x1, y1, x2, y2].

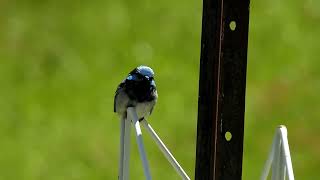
[[141, 119, 191, 180], [260, 125, 295, 180], [119, 117, 125, 180], [279, 126, 294, 180], [279, 146, 286, 180], [272, 131, 281, 180], [260, 133, 277, 180], [123, 114, 131, 180], [127, 107, 152, 180]]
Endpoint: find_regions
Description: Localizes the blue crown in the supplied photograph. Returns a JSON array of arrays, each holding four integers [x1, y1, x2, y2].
[[136, 66, 154, 78]]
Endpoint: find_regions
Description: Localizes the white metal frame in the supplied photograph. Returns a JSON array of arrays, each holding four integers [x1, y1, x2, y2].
[[260, 125, 295, 180], [118, 107, 190, 180]]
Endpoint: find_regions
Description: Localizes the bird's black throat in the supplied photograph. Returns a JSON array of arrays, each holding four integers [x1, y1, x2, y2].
[[125, 79, 155, 102]]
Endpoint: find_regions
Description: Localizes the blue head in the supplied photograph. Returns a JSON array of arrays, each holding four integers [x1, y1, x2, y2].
[[125, 65, 156, 101], [135, 66, 154, 80], [126, 65, 156, 87]]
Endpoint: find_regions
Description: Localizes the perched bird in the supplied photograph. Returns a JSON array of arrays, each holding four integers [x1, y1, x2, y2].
[[114, 65, 158, 120]]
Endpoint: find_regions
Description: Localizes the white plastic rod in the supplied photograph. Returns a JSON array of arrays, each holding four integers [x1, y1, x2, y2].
[[279, 140, 286, 180], [141, 119, 190, 180], [260, 125, 295, 180], [272, 129, 281, 180], [123, 115, 131, 180], [119, 117, 125, 180], [280, 147, 286, 180], [260, 133, 278, 180], [279, 126, 295, 180], [127, 107, 152, 180]]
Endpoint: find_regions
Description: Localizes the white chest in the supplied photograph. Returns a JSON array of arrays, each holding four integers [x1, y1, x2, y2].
[[135, 101, 154, 119]]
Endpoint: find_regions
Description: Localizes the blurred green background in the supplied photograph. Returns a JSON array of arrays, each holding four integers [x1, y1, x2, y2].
[[0, 0, 319, 179]]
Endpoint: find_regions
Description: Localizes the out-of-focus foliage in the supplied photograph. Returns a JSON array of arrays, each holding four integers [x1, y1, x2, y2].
[[0, 0, 319, 179]]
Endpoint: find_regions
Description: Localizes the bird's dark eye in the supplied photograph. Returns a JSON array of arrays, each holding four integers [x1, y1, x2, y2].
[[136, 74, 144, 81]]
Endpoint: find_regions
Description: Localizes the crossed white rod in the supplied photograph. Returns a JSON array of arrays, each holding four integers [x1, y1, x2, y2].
[[260, 125, 294, 180], [120, 107, 190, 180], [260, 132, 277, 180], [279, 126, 294, 180], [122, 116, 131, 180], [140, 119, 191, 180], [118, 117, 125, 180], [272, 131, 281, 180], [127, 107, 152, 180]]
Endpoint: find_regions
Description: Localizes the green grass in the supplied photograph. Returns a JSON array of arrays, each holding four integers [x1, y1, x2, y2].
[[0, 0, 319, 179]]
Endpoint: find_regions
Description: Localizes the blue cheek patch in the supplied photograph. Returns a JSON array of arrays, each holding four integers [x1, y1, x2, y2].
[[150, 80, 156, 87], [127, 74, 142, 81], [126, 75, 133, 81]]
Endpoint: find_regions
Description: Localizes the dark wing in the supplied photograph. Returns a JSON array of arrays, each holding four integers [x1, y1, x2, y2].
[[149, 106, 154, 115], [114, 81, 125, 112], [149, 90, 158, 115]]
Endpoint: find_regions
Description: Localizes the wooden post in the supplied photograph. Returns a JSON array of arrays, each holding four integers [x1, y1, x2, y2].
[[195, 0, 250, 179]]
